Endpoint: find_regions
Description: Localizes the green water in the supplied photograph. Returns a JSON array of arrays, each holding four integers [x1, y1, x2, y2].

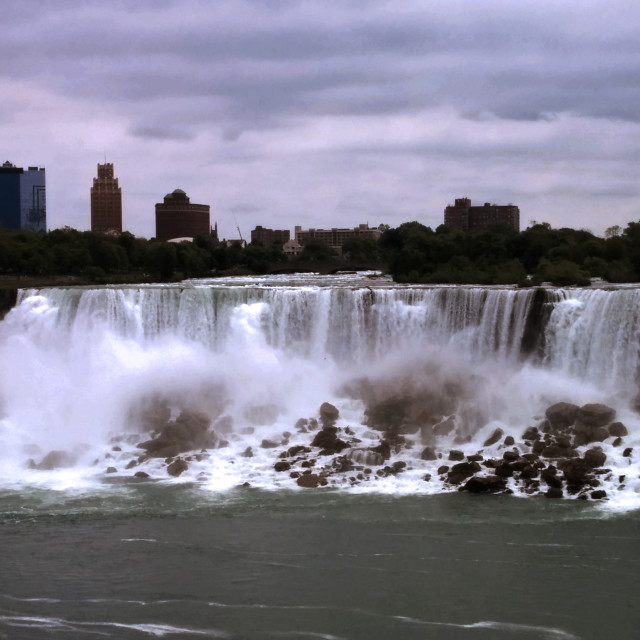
[[0, 486, 638, 639]]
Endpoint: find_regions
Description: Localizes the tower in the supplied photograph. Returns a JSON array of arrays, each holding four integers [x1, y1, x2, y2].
[[91, 163, 122, 233], [0, 161, 46, 232]]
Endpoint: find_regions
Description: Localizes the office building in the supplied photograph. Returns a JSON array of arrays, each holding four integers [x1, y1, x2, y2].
[[0, 161, 46, 232], [251, 226, 290, 246], [444, 198, 520, 232], [155, 189, 210, 241], [91, 163, 122, 233], [294, 223, 383, 254]]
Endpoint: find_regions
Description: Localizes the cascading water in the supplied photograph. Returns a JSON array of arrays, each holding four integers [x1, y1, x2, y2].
[[0, 273, 638, 506]]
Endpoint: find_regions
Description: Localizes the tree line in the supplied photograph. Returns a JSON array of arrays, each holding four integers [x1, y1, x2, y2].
[[0, 221, 639, 286]]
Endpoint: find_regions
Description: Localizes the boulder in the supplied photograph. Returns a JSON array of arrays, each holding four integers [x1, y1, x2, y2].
[[522, 426, 540, 441], [134, 471, 150, 479], [576, 403, 616, 428], [311, 427, 349, 454], [545, 487, 563, 498], [622, 447, 633, 457], [319, 402, 340, 426], [447, 461, 480, 485], [608, 422, 628, 437], [241, 447, 254, 458], [260, 439, 279, 449], [369, 440, 391, 461], [137, 410, 215, 458], [583, 447, 606, 468], [167, 458, 189, 477], [274, 461, 291, 472], [545, 402, 579, 431], [503, 436, 515, 447], [420, 446, 437, 461], [483, 428, 504, 447], [448, 449, 465, 461], [297, 473, 320, 488], [590, 490, 607, 500], [461, 475, 506, 493], [106, 466, 117, 474]]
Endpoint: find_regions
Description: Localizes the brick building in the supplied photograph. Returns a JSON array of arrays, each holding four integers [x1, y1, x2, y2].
[[251, 226, 290, 246], [444, 198, 520, 232], [155, 189, 210, 241], [91, 163, 122, 233]]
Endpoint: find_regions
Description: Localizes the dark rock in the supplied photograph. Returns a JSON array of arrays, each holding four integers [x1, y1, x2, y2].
[[545, 402, 579, 431], [447, 462, 480, 485], [502, 451, 519, 462], [622, 447, 633, 457], [532, 440, 545, 455], [274, 461, 291, 472], [260, 439, 279, 449], [519, 464, 538, 479], [423, 473, 432, 482], [483, 428, 504, 447], [332, 456, 355, 473], [287, 445, 311, 457], [577, 403, 616, 428], [134, 471, 150, 479], [106, 466, 117, 474], [125, 459, 138, 469], [583, 447, 606, 468], [494, 463, 513, 478], [420, 446, 437, 461], [503, 436, 515, 447], [467, 454, 484, 462], [448, 449, 465, 461], [432, 415, 456, 436], [137, 410, 215, 458], [370, 440, 391, 461], [167, 458, 188, 477], [612, 437, 622, 447], [541, 468, 563, 489], [290, 471, 300, 478], [241, 447, 254, 458], [608, 422, 628, 437], [295, 418, 309, 432], [590, 490, 607, 500], [545, 487, 563, 498], [437, 465, 450, 475], [297, 473, 320, 488], [522, 426, 539, 441], [311, 427, 348, 454], [392, 461, 407, 472], [541, 443, 573, 459], [112, 446, 122, 452], [319, 402, 339, 426], [461, 475, 506, 493], [591, 427, 610, 442]]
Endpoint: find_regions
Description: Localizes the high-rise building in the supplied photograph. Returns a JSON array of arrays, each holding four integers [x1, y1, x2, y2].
[[91, 163, 122, 233], [0, 161, 46, 232], [250, 226, 290, 246], [155, 189, 210, 241], [294, 223, 383, 253], [444, 198, 520, 232]]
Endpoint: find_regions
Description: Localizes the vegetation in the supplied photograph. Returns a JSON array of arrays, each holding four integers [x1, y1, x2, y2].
[[0, 220, 639, 286]]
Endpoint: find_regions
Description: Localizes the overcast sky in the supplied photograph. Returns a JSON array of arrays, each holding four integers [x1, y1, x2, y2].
[[2, 0, 639, 239]]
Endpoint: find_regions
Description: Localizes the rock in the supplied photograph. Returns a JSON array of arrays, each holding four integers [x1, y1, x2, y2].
[[622, 447, 632, 457], [608, 422, 628, 437], [348, 449, 384, 466], [483, 428, 504, 447], [590, 490, 607, 500], [332, 456, 355, 473], [545, 402, 579, 431], [369, 440, 391, 461], [502, 451, 519, 462], [545, 487, 563, 498], [437, 465, 449, 475], [448, 449, 465, 461], [295, 418, 309, 432], [503, 436, 515, 447], [106, 466, 117, 474], [241, 447, 254, 458], [319, 402, 339, 426], [467, 454, 484, 462], [167, 458, 189, 477], [125, 459, 138, 469], [447, 462, 480, 485], [461, 475, 506, 493], [297, 473, 320, 488], [311, 427, 349, 454], [494, 463, 513, 478], [420, 446, 437, 461], [134, 471, 150, 479], [612, 437, 622, 447], [432, 415, 456, 437], [137, 410, 215, 458], [541, 468, 563, 489], [576, 403, 616, 428], [274, 461, 291, 472], [392, 461, 407, 472], [287, 445, 311, 457], [522, 426, 540, 441], [34, 450, 74, 470], [541, 444, 573, 459], [260, 439, 279, 449], [583, 447, 606, 468]]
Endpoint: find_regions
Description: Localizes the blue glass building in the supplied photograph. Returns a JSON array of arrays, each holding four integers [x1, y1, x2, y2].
[[0, 161, 46, 232]]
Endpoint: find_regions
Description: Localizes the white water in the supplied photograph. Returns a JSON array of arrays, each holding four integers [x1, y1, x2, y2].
[[0, 274, 638, 508]]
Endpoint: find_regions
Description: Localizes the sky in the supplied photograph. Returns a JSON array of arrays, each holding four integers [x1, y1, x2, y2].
[[2, 0, 639, 239]]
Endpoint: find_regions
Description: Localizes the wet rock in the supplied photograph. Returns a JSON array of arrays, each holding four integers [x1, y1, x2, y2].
[[295, 418, 309, 432], [590, 490, 607, 500], [106, 466, 117, 474], [260, 439, 279, 449], [33, 450, 75, 470], [447, 462, 480, 485], [545, 402, 579, 431], [622, 447, 633, 457], [576, 403, 616, 428], [483, 428, 504, 447], [297, 473, 320, 488], [461, 475, 507, 493], [502, 451, 519, 463], [348, 449, 384, 466], [125, 459, 138, 469], [608, 422, 628, 437], [134, 471, 150, 479], [545, 487, 563, 498], [137, 410, 215, 458], [583, 447, 606, 468], [541, 468, 563, 489], [467, 454, 484, 462], [241, 447, 254, 458], [167, 458, 189, 477], [319, 402, 339, 427], [332, 456, 355, 473], [432, 415, 456, 437], [532, 440, 545, 455], [522, 426, 540, 441], [420, 446, 437, 461], [311, 427, 349, 454], [541, 442, 574, 459], [392, 461, 407, 473], [437, 465, 449, 475], [274, 461, 291, 472], [369, 440, 391, 461], [612, 437, 622, 447], [448, 450, 465, 461], [287, 445, 312, 457], [503, 436, 515, 447]]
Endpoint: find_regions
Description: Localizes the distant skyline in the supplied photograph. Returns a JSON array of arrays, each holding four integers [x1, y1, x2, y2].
[[2, 0, 639, 239]]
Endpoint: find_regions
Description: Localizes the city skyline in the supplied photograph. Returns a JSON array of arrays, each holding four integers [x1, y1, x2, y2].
[[2, 1, 639, 239]]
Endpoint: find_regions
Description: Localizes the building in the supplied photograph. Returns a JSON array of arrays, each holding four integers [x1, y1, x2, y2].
[[155, 189, 210, 241], [444, 198, 520, 232], [91, 163, 122, 233], [0, 161, 46, 232], [282, 238, 303, 256], [250, 226, 290, 246], [294, 223, 383, 254]]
